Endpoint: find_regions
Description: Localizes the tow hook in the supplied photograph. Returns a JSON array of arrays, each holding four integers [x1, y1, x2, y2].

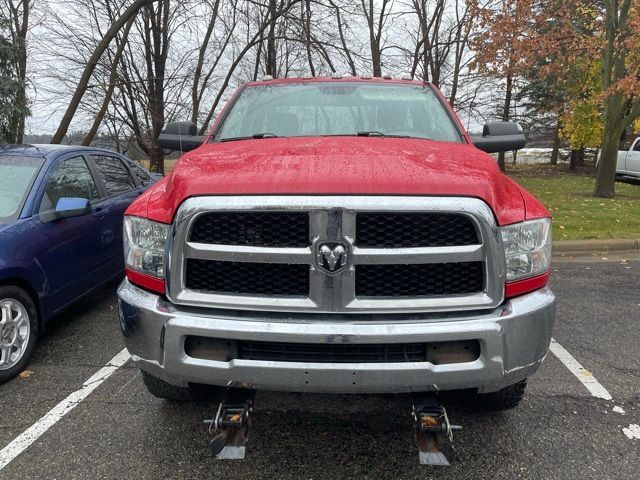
[[204, 389, 461, 464], [412, 393, 462, 465], [204, 385, 256, 460]]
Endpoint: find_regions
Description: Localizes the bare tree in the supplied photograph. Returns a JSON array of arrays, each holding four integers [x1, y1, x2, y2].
[[328, 0, 356, 75], [82, 16, 135, 145], [50, 0, 159, 144], [198, 0, 303, 134], [359, 0, 393, 77], [111, 0, 192, 173], [2, 0, 31, 143]]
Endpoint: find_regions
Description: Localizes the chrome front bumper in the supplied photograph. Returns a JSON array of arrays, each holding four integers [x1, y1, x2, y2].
[[118, 280, 555, 394]]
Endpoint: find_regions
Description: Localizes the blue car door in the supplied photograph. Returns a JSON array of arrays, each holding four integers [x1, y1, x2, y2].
[[37, 154, 105, 313], [89, 154, 142, 277]]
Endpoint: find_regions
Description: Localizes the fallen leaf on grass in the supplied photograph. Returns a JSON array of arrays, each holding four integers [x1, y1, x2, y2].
[[19, 370, 34, 379]]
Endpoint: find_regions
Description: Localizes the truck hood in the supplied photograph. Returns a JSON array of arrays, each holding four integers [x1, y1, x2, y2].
[[139, 137, 528, 225]]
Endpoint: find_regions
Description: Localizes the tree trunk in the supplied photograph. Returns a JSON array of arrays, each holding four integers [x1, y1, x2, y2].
[[594, 0, 637, 197], [303, 0, 315, 76], [595, 123, 623, 197], [148, 145, 164, 175], [330, 1, 356, 76], [576, 147, 585, 167], [266, 0, 277, 77], [569, 149, 579, 170], [550, 117, 561, 165], [191, 0, 220, 124], [50, 0, 157, 144], [364, 0, 382, 77], [6, 0, 30, 144], [144, 0, 169, 175]]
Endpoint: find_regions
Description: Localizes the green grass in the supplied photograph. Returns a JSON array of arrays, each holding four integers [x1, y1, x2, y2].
[[509, 166, 640, 240]]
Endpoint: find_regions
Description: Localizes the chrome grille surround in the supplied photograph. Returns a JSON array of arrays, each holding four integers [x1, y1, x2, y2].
[[166, 196, 506, 314]]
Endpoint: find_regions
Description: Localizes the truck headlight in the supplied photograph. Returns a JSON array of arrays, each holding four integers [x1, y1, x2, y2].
[[124, 216, 169, 278], [500, 218, 552, 281]]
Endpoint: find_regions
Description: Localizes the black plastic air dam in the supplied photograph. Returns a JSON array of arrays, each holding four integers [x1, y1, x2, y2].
[[185, 336, 481, 365]]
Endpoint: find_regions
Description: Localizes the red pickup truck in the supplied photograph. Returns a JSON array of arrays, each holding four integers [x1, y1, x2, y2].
[[118, 77, 555, 413]]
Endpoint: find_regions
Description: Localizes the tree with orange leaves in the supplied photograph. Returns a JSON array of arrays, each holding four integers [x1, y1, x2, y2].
[[470, 0, 539, 172], [595, 0, 640, 197], [523, 0, 639, 196], [474, 0, 640, 197]]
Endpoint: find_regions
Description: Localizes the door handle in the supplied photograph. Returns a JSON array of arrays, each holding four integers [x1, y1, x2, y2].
[[94, 207, 111, 219]]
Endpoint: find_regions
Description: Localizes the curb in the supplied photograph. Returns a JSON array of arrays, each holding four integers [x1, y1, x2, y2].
[[553, 238, 640, 256]]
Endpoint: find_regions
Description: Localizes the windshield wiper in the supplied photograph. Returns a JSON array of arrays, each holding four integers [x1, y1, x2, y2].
[[356, 131, 411, 138], [220, 132, 280, 142]]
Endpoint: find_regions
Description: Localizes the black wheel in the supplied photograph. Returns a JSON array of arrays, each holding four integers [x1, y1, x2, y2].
[[478, 379, 527, 410], [141, 370, 225, 402], [140, 369, 193, 401], [0, 286, 39, 384]]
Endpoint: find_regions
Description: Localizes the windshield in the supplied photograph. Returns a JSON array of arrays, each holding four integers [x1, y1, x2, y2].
[[0, 155, 44, 223], [214, 82, 463, 143]]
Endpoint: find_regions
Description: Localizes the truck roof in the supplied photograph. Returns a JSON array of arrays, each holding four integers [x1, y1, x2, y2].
[[244, 75, 430, 88]]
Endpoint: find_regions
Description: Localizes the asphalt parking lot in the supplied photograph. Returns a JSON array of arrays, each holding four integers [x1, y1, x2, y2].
[[1, 258, 638, 479]]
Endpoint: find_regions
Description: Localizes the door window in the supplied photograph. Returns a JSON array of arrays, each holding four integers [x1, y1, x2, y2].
[[127, 160, 152, 186], [633, 140, 640, 152], [40, 156, 99, 213], [92, 155, 136, 195]]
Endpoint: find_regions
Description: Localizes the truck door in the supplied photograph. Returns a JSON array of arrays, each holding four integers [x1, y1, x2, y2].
[[626, 138, 640, 176]]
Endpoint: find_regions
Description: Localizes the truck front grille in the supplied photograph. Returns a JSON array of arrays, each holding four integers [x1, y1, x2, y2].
[[169, 197, 505, 313], [355, 262, 484, 297], [186, 259, 309, 296], [356, 213, 479, 247], [190, 211, 308, 247]]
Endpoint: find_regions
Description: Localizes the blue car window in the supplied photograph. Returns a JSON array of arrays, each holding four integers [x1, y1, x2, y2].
[[92, 155, 136, 195], [40, 156, 99, 213], [0, 155, 44, 222], [127, 160, 151, 186]]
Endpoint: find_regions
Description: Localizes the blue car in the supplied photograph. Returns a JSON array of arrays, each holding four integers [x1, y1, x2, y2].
[[0, 144, 157, 382]]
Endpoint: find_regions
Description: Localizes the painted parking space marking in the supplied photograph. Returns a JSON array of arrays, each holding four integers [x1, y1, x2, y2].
[[549, 338, 612, 400], [548, 339, 640, 441], [0, 348, 130, 471], [622, 424, 640, 440]]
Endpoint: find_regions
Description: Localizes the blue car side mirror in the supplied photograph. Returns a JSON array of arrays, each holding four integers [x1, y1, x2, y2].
[[40, 197, 91, 223]]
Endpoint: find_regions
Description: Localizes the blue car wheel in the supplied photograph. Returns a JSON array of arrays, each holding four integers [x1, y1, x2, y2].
[[0, 286, 38, 383]]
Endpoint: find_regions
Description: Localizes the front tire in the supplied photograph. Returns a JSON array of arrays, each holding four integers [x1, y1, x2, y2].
[[140, 370, 225, 402], [478, 379, 527, 410], [141, 370, 193, 401], [0, 286, 38, 384]]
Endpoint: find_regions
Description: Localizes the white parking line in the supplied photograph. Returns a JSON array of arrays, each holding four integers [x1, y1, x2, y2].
[[623, 424, 640, 440], [549, 338, 612, 400], [0, 348, 130, 471]]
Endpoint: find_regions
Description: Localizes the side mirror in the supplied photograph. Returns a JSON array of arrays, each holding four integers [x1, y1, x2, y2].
[[40, 197, 91, 223], [471, 122, 526, 154], [157, 122, 204, 152]]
